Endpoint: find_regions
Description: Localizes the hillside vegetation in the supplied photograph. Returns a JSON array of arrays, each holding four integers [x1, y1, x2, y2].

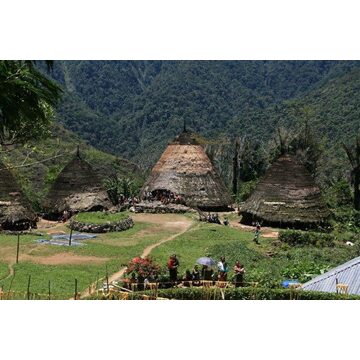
[[0, 125, 143, 210], [49, 60, 360, 170]]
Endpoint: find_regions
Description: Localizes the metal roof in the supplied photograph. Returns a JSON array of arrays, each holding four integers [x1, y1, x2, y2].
[[301, 256, 360, 295]]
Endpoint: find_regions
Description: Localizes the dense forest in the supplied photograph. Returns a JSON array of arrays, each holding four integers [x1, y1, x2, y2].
[[48, 61, 359, 164]]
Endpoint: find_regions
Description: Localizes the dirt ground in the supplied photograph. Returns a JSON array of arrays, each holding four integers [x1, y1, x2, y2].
[[229, 220, 279, 239], [22, 253, 108, 265]]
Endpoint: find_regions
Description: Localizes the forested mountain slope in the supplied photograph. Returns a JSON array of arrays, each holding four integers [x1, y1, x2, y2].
[[50, 61, 360, 168]]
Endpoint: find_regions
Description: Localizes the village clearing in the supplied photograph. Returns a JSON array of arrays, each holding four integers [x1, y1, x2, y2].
[[0, 212, 357, 299]]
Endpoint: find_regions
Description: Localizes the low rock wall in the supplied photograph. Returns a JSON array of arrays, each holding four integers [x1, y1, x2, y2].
[[133, 202, 191, 214], [69, 216, 134, 233]]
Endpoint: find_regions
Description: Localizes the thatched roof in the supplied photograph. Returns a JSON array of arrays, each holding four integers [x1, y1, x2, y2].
[[0, 162, 37, 230], [240, 154, 329, 228], [44, 153, 112, 218], [141, 130, 232, 210]]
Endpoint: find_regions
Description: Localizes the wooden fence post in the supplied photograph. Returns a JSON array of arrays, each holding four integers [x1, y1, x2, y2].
[[16, 233, 20, 264], [69, 229, 73, 247], [8, 270, 15, 299], [48, 280, 51, 300], [27, 275, 31, 300], [95, 272, 99, 292], [74, 278, 78, 300], [106, 266, 109, 294]]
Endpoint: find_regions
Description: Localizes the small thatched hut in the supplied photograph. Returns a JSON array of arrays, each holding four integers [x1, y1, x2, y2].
[[44, 151, 112, 219], [240, 154, 329, 228], [141, 129, 232, 210], [0, 162, 37, 230]]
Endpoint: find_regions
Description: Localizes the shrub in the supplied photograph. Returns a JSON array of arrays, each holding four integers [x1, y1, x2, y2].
[[125, 257, 162, 279], [93, 287, 360, 300], [279, 230, 335, 247], [237, 180, 258, 202]]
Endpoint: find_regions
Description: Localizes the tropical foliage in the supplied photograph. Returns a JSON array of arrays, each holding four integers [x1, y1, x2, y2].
[[0, 60, 62, 147]]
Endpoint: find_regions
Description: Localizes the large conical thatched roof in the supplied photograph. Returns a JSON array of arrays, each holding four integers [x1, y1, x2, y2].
[[0, 162, 37, 230], [44, 152, 112, 218], [240, 154, 329, 228], [141, 130, 232, 210]]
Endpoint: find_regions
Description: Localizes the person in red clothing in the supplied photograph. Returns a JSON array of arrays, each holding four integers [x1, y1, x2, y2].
[[167, 254, 179, 286], [234, 261, 245, 287]]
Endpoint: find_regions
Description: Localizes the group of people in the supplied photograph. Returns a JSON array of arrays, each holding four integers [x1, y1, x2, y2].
[[143, 190, 184, 205], [167, 254, 246, 288], [118, 195, 140, 207], [201, 212, 229, 226]]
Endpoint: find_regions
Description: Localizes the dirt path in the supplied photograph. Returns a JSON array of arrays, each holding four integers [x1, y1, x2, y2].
[[229, 220, 279, 239], [78, 213, 193, 299]]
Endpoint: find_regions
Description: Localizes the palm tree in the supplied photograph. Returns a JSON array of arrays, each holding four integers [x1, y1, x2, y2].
[[0, 60, 62, 148]]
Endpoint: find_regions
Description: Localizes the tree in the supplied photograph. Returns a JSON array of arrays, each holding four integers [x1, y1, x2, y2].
[[343, 135, 360, 210], [0, 60, 62, 148]]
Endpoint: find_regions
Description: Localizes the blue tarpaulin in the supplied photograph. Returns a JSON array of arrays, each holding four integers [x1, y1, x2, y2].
[[282, 280, 300, 288], [36, 233, 97, 246]]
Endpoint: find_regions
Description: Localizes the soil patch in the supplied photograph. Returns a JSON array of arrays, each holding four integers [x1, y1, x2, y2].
[[22, 253, 108, 265], [229, 220, 279, 239]]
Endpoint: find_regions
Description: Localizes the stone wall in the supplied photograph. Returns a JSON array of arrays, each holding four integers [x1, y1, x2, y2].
[[69, 216, 134, 233], [133, 201, 191, 214]]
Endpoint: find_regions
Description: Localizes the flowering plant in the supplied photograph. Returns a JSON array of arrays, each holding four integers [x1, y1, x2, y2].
[[126, 256, 162, 278]]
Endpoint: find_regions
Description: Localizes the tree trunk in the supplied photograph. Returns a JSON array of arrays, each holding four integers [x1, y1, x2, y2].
[[354, 168, 360, 211], [232, 139, 240, 195]]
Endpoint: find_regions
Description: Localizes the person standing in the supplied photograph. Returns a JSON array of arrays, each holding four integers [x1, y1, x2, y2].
[[234, 261, 245, 287], [167, 254, 179, 286], [192, 265, 201, 286], [217, 256, 229, 281], [253, 222, 261, 244]]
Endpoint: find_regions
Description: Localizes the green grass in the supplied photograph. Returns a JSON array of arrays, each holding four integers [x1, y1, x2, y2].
[[1, 213, 357, 298], [151, 222, 357, 288], [0, 219, 178, 298], [0, 262, 9, 280], [73, 211, 131, 224]]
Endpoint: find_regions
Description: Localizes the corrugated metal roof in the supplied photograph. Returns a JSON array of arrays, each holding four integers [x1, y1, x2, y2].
[[301, 256, 360, 295]]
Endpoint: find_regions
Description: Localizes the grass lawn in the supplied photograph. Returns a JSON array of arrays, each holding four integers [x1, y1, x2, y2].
[[0, 261, 9, 280], [151, 222, 357, 288], [0, 214, 181, 299], [0, 211, 356, 298]]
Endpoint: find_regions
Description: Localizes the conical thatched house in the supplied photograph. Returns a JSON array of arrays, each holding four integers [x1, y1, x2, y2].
[[0, 162, 37, 230], [44, 151, 112, 219], [240, 154, 329, 228], [141, 129, 232, 210]]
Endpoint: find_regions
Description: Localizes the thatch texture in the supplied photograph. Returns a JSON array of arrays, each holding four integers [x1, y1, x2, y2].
[[141, 131, 232, 210], [240, 154, 329, 228], [0, 162, 37, 230], [44, 155, 112, 218]]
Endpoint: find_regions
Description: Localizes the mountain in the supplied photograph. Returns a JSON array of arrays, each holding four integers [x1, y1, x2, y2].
[[49, 60, 360, 170]]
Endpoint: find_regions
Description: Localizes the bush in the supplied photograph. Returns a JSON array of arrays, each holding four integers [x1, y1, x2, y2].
[[331, 207, 360, 233], [325, 180, 353, 208], [237, 180, 258, 202], [279, 230, 335, 247], [90, 287, 360, 300]]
